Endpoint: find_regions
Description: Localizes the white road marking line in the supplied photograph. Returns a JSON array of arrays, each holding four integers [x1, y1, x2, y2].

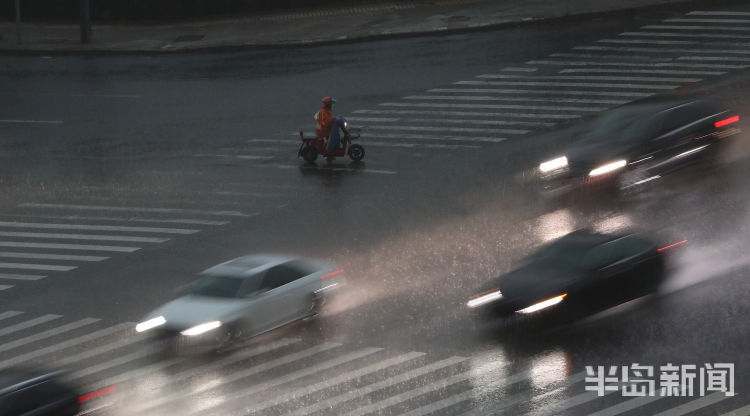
[[529, 59, 747, 69], [346, 117, 401, 122], [364, 132, 507, 143], [131, 342, 342, 413], [429, 87, 653, 97], [0, 285, 11, 290], [277, 165, 398, 175], [551, 52, 673, 60], [114, 338, 301, 393], [0, 231, 169, 243], [55, 329, 142, 367], [575, 45, 750, 55], [0, 311, 23, 321], [643, 25, 750, 32], [689, 11, 750, 16], [235, 155, 275, 160], [0, 318, 99, 355], [0, 213, 229, 226], [619, 31, 750, 39], [0, 322, 132, 369], [528, 390, 619, 416], [193, 347, 384, 416], [598, 38, 695, 45], [0, 262, 76, 271], [0, 252, 108, 262], [476, 73, 701, 83], [0, 241, 139, 252], [0, 273, 46, 280], [0, 92, 142, 99], [454, 80, 677, 90], [722, 403, 750, 416], [91, 355, 183, 391], [382, 100, 608, 111], [678, 55, 750, 62], [365, 141, 481, 149], [18, 203, 248, 217], [0, 314, 62, 337], [653, 392, 731, 416], [501, 67, 537, 72], [71, 346, 159, 380], [366, 124, 528, 134], [405, 94, 628, 105], [666, 18, 750, 24], [587, 395, 660, 416], [241, 351, 426, 415], [354, 108, 583, 119], [559, 68, 724, 75], [0, 119, 63, 124], [288, 356, 467, 416], [0, 221, 199, 234], [351, 115, 551, 126]]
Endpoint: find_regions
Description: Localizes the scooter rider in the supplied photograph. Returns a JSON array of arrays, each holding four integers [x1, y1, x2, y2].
[[315, 96, 348, 152]]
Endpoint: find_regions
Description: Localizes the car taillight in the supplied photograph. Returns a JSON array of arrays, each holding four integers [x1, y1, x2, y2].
[[657, 240, 687, 253], [321, 269, 344, 280], [714, 115, 739, 128], [78, 385, 117, 403]]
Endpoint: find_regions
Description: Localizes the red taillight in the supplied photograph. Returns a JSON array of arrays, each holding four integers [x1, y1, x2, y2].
[[321, 269, 344, 280], [78, 385, 117, 403], [657, 240, 687, 253], [714, 115, 739, 128]]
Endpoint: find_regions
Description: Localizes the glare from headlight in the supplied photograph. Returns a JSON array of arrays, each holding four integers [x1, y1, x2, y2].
[[135, 316, 166, 333], [589, 160, 627, 177], [539, 156, 568, 173], [181, 321, 222, 336], [467, 289, 503, 308], [516, 294, 567, 314]]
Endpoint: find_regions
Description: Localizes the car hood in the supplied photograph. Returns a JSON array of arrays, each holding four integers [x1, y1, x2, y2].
[[499, 263, 581, 302], [143, 295, 247, 330]]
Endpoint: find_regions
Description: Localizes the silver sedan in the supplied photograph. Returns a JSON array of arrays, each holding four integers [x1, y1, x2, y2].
[[135, 254, 345, 352]]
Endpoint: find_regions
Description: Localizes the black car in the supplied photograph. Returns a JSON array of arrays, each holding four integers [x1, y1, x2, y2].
[[467, 230, 683, 320], [538, 98, 741, 194], [0, 368, 115, 416]]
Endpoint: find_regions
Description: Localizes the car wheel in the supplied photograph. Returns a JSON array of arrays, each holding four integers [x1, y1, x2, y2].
[[305, 293, 325, 319]]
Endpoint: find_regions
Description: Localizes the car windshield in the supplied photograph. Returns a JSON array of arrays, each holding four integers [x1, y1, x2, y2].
[[523, 241, 588, 269], [184, 275, 245, 298], [582, 107, 656, 143]]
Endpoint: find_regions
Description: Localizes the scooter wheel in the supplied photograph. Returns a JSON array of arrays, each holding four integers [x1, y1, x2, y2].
[[301, 146, 319, 162], [348, 144, 365, 161]]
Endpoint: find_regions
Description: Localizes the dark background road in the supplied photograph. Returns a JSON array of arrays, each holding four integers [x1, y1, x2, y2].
[[1, 3, 750, 415]]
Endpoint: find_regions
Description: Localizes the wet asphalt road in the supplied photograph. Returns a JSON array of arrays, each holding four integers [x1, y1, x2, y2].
[[1, 3, 750, 415]]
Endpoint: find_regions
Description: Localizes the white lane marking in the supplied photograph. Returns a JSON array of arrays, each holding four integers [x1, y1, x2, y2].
[[18, 203, 248, 217], [0, 285, 11, 290], [364, 132, 507, 143], [678, 55, 750, 62], [0, 322, 132, 369], [241, 351, 426, 415], [0, 92, 141, 99], [0, 311, 23, 321], [345, 117, 401, 122], [529, 59, 747, 69], [653, 392, 731, 416], [0, 252, 108, 262], [476, 73, 701, 83], [666, 18, 750, 24], [365, 141, 482, 149], [551, 52, 673, 60], [405, 94, 628, 105], [643, 25, 750, 32], [350, 115, 553, 126], [382, 101, 607, 112], [722, 403, 750, 416], [110, 338, 300, 394], [453, 80, 677, 90], [0, 273, 46, 280], [0, 318, 99, 355], [235, 155, 276, 160], [619, 31, 750, 39], [0, 262, 77, 271], [587, 395, 660, 416], [191, 347, 384, 416], [71, 346, 160, 380], [288, 356, 467, 416], [0, 119, 63, 124], [91, 355, 182, 390], [688, 11, 750, 16], [598, 38, 695, 45], [277, 165, 398, 175], [526, 390, 618, 416], [0, 213, 229, 226], [559, 68, 724, 75], [366, 124, 528, 134], [575, 45, 750, 55], [55, 329, 142, 367], [0, 314, 61, 337], [429, 87, 652, 97], [501, 67, 537, 72], [0, 231, 168, 243], [0, 221, 199, 234], [354, 108, 582, 118], [131, 342, 342, 413], [0, 241, 139, 252]]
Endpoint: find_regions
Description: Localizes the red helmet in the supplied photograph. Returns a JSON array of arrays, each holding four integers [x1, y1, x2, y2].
[[321, 96, 336, 107]]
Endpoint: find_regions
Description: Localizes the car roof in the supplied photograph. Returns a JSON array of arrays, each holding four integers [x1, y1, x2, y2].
[[200, 254, 319, 278]]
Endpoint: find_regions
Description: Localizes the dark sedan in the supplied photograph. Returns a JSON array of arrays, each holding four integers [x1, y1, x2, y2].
[[538, 98, 740, 195], [467, 230, 684, 320]]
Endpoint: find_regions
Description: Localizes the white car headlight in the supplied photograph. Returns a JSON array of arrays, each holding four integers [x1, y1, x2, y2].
[[539, 156, 568, 173], [467, 289, 503, 308], [516, 294, 567, 314], [135, 316, 166, 333], [181, 321, 222, 336], [589, 160, 627, 177]]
